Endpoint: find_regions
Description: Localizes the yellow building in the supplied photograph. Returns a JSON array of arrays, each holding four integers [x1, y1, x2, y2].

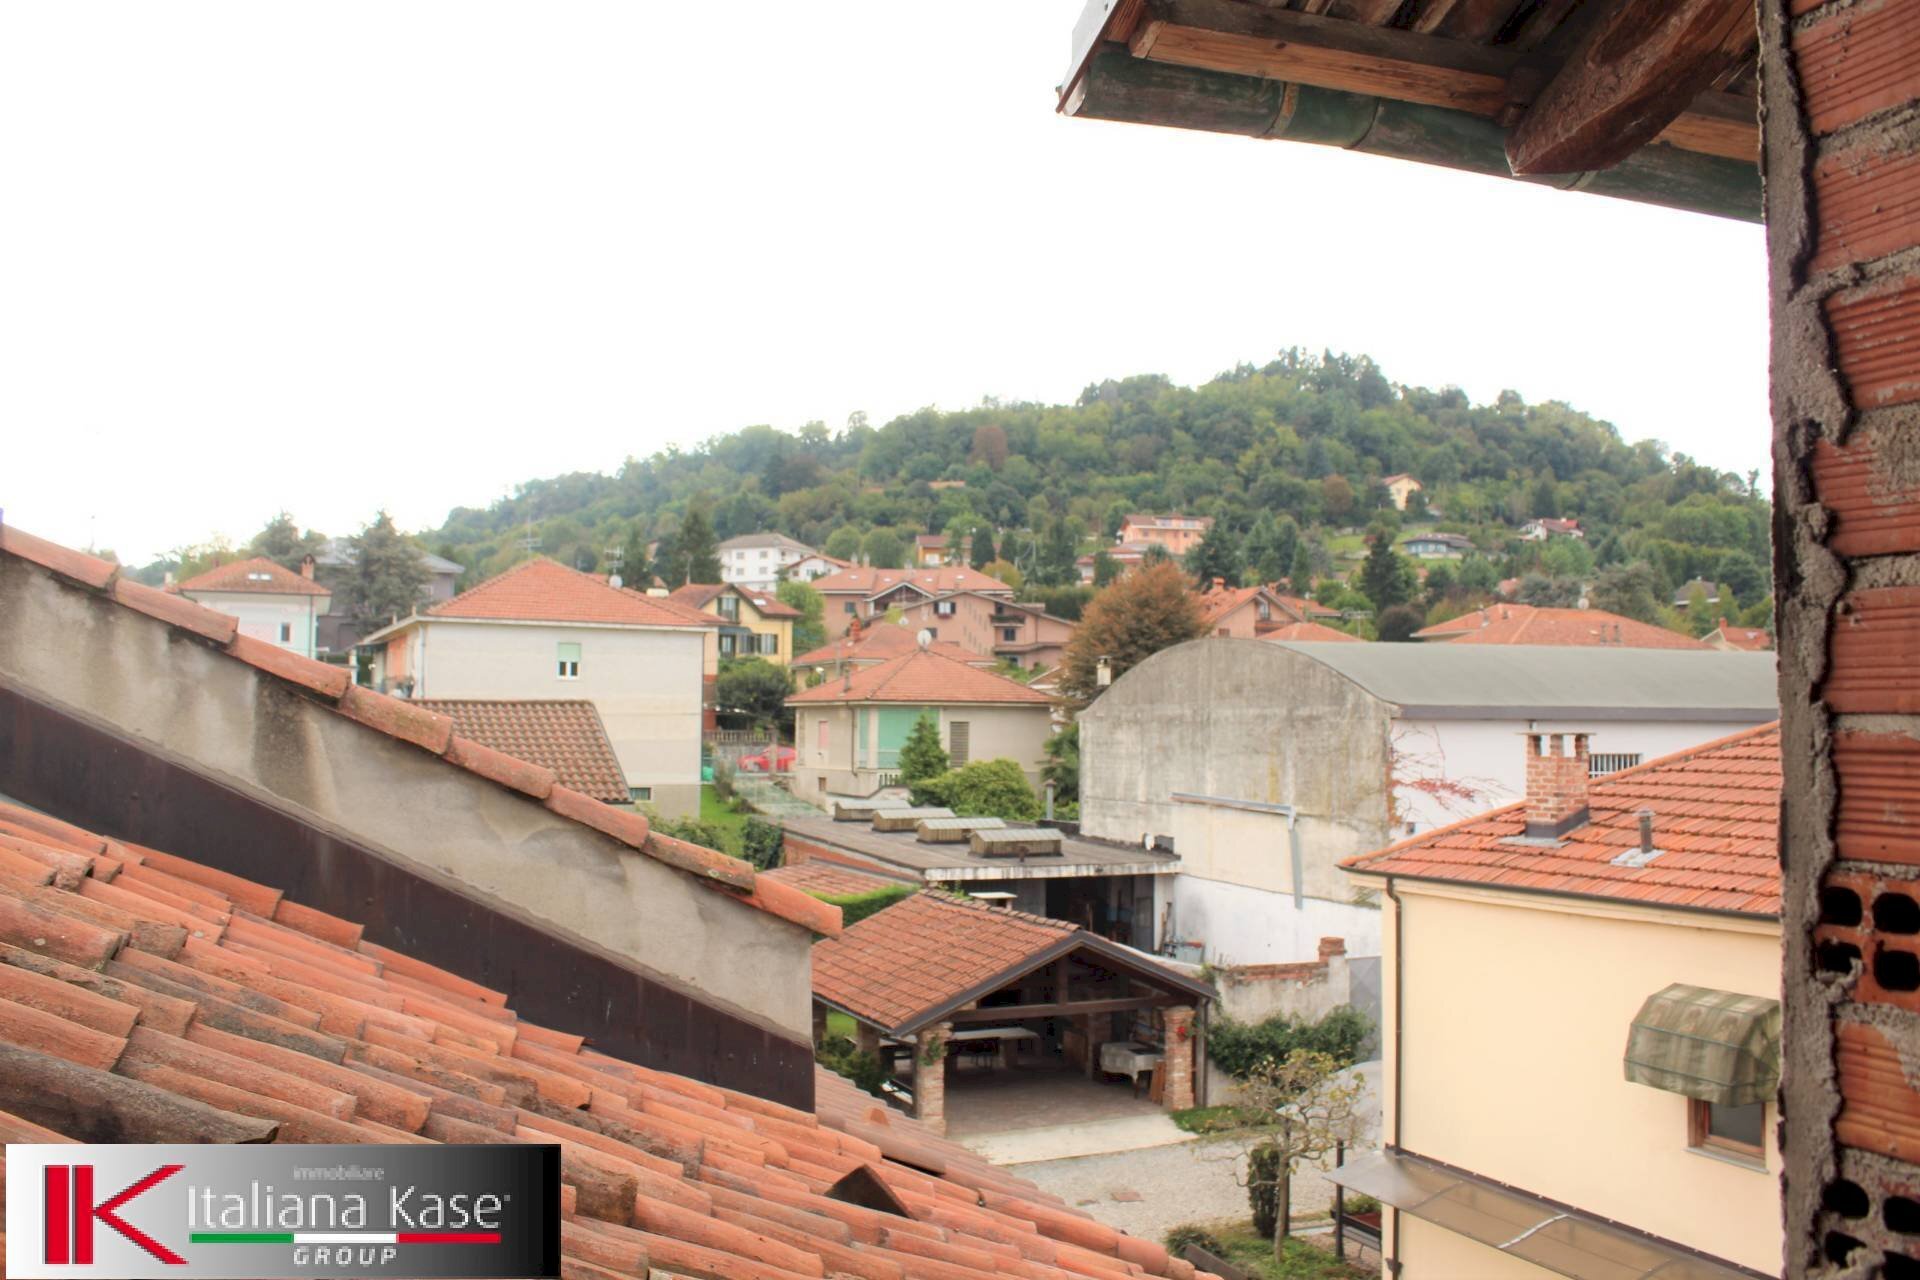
[[1338, 726, 1782, 1280], [668, 583, 799, 666]]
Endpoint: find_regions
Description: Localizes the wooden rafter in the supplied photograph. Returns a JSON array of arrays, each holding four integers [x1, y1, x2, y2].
[[1505, 0, 1757, 174]]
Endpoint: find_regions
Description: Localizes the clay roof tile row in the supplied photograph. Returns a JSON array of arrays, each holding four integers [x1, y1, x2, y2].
[[787, 649, 1055, 706]]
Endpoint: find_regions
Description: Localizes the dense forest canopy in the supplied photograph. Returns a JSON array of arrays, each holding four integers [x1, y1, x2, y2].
[[144, 350, 1770, 628]]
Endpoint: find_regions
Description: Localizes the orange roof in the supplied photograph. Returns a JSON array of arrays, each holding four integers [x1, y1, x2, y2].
[[668, 582, 803, 619], [0, 799, 1185, 1280], [1195, 584, 1333, 627], [416, 700, 628, 804], [1261, 621, 1364, 643], [809, 564, 1013, 597], [794, 625, 994, 668], [175, 556, 330, 598], [0, 524, 827, 936], [1344, 724, 1782, 916], [761, 863, 913, 897], [1415, 605, 1709, 650], [426, 557, 714, 628], [786, 649, 1054, 706], [1709, 618, 1774, 651], [813, 894, 1080, 1030]]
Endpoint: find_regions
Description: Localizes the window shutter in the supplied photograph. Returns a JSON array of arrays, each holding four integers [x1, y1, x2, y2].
[[949, 721, 970, 766]]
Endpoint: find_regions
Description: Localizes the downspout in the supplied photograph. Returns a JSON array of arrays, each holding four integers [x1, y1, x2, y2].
[[1385, 875, 1405, 1279], [1285, 810, 1303, 910]]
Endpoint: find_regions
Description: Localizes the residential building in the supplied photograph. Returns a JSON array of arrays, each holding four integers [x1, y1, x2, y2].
[[1413, 604, 1709, 649], [1674, 576, 1724, 608], [1196, 580, 1340, 639], [1078, 639, 1777, 965], [415, 698, 629, 803], [1399, 531, 1474, 559], [361, 557, 716, 815], [667, 581, 799, 663], [311, 537, 463, 659], [1382, 472, 1424, 510], [1075, 540, 1155, 583], [1116, 513, 1213, 556], [1258, 620, 1364, 643], [1706, 617, 1773, 652], [786, 645, 1056, 797], [794, 620, 996, 683], [1336, 726, 1782, 1279], [810, 564, 1016, 641], [172, 555, 331, 658], [810, 892, 1211, 1133], [783, 551, 854, 583], [717, 531, 816, 589], [913, 533, 950, 566], [1518, 517, 1585, 540], [893, 590, 1077, 670]]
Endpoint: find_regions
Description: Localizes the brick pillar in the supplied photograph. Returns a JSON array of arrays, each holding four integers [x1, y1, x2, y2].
[[1162, 1006, 1195, 1112], [913, 1022, 949, 1135], [1761, 0, 1920, 1273]]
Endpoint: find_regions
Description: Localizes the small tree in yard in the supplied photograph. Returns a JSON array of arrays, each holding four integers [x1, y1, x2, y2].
[[1233, 1051, 1365, 1255], [898, 712, 949, 787]]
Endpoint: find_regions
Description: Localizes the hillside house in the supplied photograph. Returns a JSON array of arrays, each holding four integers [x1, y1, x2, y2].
[[1196, 581, 1339, 639], [362, 557, 716, 815], [1116, 513, 1212, 556], [1707, 617, 1773, 652], [1519, 517, 1585, 541], [1075, 540, 1155, 583], [913, 534, 950, 567], [717, 531, 816, 590], [894, 591, 1077, 670], [1399, 531, 1474, 559], [173, 556, 331, 659], [794, 621, 996, 683], [1338, 727, 1782, 1279], [1382, 473, 1424, 510], [668, 582, 799, 663], [810, 564, 1016, 642], [785, 646, 1056, 798], [782, 551, 853, 584], [1078, 639, 1776, 965]]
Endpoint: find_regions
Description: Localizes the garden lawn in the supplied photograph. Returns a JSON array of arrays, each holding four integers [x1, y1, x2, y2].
[[700, 785, 749, 852], [1182, 1223, 1371, 1280]]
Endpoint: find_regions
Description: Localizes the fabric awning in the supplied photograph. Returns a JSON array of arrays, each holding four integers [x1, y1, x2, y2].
[[1623, 984, 1780, 1106], [1327, 1150, 1767, 1280]]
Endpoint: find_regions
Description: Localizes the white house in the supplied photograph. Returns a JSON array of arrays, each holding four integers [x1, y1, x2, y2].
[[1077, 639, 1777, 968], [718, 532, 817, 590], [363, 557, 716, 816], [174, 556, 331, 658]]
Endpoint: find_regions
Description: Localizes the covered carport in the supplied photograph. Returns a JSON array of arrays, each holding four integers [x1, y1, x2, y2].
[[811, 891, 1213, 1136]]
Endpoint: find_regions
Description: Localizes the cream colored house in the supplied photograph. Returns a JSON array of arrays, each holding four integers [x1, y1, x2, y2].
[[363, 558, 716, 816], [1382, 472, 1423, 510], [173, 555, 331, 658], [667, 582, 799, 665], [1337, 725, 1783, 1280], [785, 646, 1056, 800]]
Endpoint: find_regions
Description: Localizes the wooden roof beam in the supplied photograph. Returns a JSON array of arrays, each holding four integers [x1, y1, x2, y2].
[[1504, 0, 1757, 175]]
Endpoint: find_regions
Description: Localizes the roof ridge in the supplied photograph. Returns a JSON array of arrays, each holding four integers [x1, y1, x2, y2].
[[0, 523, 835, 938]]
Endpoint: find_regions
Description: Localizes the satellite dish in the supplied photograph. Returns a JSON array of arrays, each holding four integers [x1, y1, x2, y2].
[[917, 629, 933, 649]]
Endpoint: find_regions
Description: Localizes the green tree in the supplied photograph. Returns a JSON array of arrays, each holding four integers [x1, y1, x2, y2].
[[1092, 549, 1120, 588], [1456, 556, 1499, 595], [340, 511, 429, 626], [1184, 521, 1240, 587], [911, 758, 1040, 820], [1060, 561, 1208, 701], [1041, 722, 1079, 806], [777, 578, 826, 654], [1376, 603, 1425, 642], [1033, 515, 1082, 587], [247, 511, 326, 571], [862, 527, 906, 569], [823, 525, 864, 563], [1589, 561, 1664, 623], [619, 522, 652, 588], [1360, 530, 1410, 612], [981, 558, 1024, 591], [675, 505, 723, 586], [1321, 475, 1356, 523], [969, 523, 997, 570], [1233, 1051, 1366, 1252], [714, 658, 792, 730], [1714, 550, 1767, 606], [898, 712, 950, 787]]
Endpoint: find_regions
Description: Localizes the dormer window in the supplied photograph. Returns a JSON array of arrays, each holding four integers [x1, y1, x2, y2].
[[247, 571, 272, 582]]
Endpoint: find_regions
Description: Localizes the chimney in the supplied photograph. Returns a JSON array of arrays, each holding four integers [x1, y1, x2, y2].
[[1523, 731, 1591, 839], [300, 554, 316, 580], [1212, 577, 1225, 592]]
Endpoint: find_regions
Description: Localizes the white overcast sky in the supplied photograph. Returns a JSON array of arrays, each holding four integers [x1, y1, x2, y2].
[[1, 2, 1769, 565]]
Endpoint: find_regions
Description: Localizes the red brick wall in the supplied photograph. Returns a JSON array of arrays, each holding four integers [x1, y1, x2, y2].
[[1768, 0, 1920, 1272]]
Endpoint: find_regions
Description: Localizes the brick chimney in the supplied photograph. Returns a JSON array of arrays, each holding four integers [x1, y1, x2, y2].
[[300, 554, 316, 580], [1523, 731, 1591, 839]]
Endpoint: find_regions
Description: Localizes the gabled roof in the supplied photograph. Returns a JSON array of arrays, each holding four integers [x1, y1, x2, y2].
[[0, 799, 1185, 1280], [809, 565, 1014, 597], [1402, 531, 1475, 549], [1383, 473, 1421, 486], [786, 649, 1054, 706], [717, 531, 815, 554], [669, 582, 803, 619], [761, 862, 913, 896], [415, 700, 628, 804], [1260, 621, 1364, 643], [175, 556, 330, 598], [315, 538, 463, 575], [794, 625, 994, 668], [0, 524, 829, 935], [914, 534, 947, 548], [1708, 618, 1774, 651], [1344, 724, 1782, 917], [812, 892, 1209, 1034], [421, 557, 715, 629], [1415, 605, 1708, 650], [1196, 583, 1322, 628], [1121, 513, 1214, 530]]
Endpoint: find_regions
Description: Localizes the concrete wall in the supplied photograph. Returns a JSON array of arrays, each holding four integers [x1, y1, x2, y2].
[[1167, 873, 1380, 966], [182, 590, 325, 658], [409, 619, 703, 816], [1081, 638, 1397, 907], [1202, 940, 1362, 1105], [1388, 881, 1781, 1275], [0, 557, 812, 1046], [791, 701, 1054, 800]]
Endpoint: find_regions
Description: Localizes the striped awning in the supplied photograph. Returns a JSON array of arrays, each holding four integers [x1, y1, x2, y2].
[[1623, 984, 1780, 1106]]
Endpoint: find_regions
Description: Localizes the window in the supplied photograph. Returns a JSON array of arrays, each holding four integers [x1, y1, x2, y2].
[[717, 596, 740, 621], [1590, 752, 1642, 777], [936, 600, 956, 617], [844, 602, 857, 614], [719, 634, 737, 658], [629, 786, 651, 803], [949, 721, 970, 766], [279, 622, 292, 643], [926, 626, 938, 638], [760, 633, 779, 655], [1002, 627, 1019, 643], [557, 642, 581, 679], [1256, 599, 1271, 621], [817, 718, 830, 751], [1690, 1099, 1765, 1164]]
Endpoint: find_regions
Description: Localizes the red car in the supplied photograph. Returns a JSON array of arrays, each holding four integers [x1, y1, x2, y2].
[[737, 745, 797, 773]]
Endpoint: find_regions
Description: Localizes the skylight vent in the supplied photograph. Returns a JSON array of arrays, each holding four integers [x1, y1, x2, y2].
[[1612, 809, 1665, 868]]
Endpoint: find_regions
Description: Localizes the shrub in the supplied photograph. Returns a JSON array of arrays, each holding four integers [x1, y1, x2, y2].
[[1249, 1145, 1282, 1239], [1206, 1006, 1372, 1080], [1341, 1193, 1381, 1217], [1163, 1226, 1225, 1259], [814, 883, 917, 927], [910, 758, 1040, 821], [815, 1034, 889, 1098], [741, 818, 783, 871], [898, 712, 949, 787], [645, 811, 733, 855]]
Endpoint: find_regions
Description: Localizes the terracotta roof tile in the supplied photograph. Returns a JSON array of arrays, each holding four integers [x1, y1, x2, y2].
[[670, 583, 803, 619], [1344, 724, 1782, 916], [0, 801, 1188, 1280], [420, 700, 627, 803], [175, 556, 331, 597], [1259, 621, 1363, 643], [426, 557, 715, 628], [1413, 604, 1708, 649], [795, 626, 994, 668], [787, 650, 1054, 706], [812, 894, 1078, 1031], [811, 566, 1014, 598], [0, 523, 832, 936], [762, 864, 912, 897]]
